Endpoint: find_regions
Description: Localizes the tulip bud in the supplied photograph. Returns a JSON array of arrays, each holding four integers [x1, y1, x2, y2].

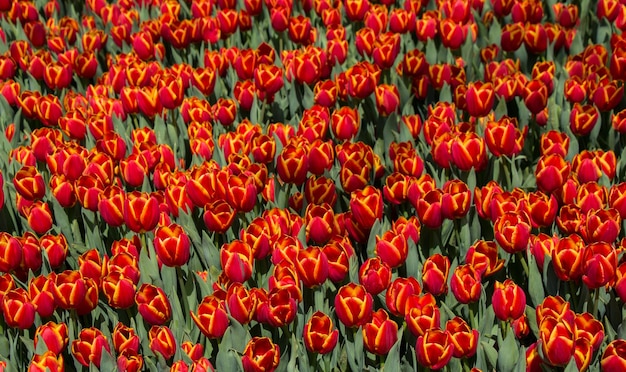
[[450, 264, 482, 304], [492, 279, 526, 321], [154, 223, 191, 268]]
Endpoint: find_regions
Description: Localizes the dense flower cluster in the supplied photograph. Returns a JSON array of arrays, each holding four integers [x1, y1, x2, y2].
[[1, 0, 626, 371]]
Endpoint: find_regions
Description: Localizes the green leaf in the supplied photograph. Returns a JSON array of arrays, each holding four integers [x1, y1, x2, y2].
[[527, 251, 545, 306], [98, 350, 117, 372], [480, 340, 498, 369], [425, 38, 438, 65], [563, 358, 579, 372], [216, 347, 243, 372], [497, 326, 520, 372], [366, 218, 382, 258]]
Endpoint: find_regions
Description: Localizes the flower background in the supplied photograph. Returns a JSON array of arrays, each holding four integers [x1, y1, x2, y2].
[[1, 0, 626, 371]]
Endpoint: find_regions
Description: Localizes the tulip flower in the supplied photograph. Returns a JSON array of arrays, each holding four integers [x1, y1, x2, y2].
[[303, 311, 339, 354], [191, 295, 230, 339], [149, 325, 176, 361], [242, 337, 280, 372], [71, 328, 111, 368], [362, 309, 398, 355], [135, 284, 172, 325], [492, 279, 526, 321], [416, 329, 454, 370], [112, 322, 140, 355], [334, 283, 373, 328]]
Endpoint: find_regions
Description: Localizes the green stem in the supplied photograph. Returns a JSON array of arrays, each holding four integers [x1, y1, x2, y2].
[[500, 320, 508, 339], [176, 266, 190, 323], [591, 288, 601, 317], [468, 302, 478, 331], [516, 251, 529, 278]]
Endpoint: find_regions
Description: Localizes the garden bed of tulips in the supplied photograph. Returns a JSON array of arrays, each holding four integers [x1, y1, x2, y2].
[[3, 0, 626, 371]]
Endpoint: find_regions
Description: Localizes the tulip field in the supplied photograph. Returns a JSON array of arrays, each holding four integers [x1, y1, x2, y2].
[[4, 0, 626, 370]]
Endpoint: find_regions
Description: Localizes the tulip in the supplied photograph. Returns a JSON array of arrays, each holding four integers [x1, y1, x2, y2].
[[492, 279, 526, 321], [191, 295, 229, 339], [535, 154, 570, 194], [494, 212, 532, 254], [226, 283, 257, 325], [334, 283, 373, 328], [593, 80, 623, 112], [181, 341, 204, 362], [276, 144, 309, 186], [446, 317, 479, 358], [375, 229, 409, 269], [149, 325, 176, 360], [450, 132, 488, 172], [405, 293, 441, 337], [112, 323, 140, 355], [601, 339, 626, 370], [303, 311, 339, 354], [116, 350, 144, 372], [13, 166, 45, 201], [34, 322, 68, 356], [28, 274, 56, 318], [359, 257, 391, 295], [0, 232, 22, 273], [422, 254, 450, 296], [305, 203, 337, 244], [2, 288, 35, 329], [305, 176, 338, 207], [242, 337, 280, 372], [450, 264, 482, 304], [124, 191, 160, 233], [527, 192, 559, 228], [522, 79, 549, 115], [220, 240, 254, 283], [363, 309, 398, 355], [296, 246, 329, 288], [29, 351, 64, 372], [582, 208, 621, 244], [135, 283, 172, 325], [416, 329, 454, 370], [539, 316, 575, 367], [575, 312, 605, 352], [257, 287, 298, 327], [71, 328, 111, 368], [101, 272, 137, 309], [484, 116, 527, 157], [570, 103, 599, 137], [154, 223, 191, 268], [349, 186, 383, 230], [582, 242, 618, 289], [551, 234, 585, 281]]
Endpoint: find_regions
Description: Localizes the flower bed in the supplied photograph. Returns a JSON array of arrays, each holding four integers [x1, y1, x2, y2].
[[1, 0, 626, 371]]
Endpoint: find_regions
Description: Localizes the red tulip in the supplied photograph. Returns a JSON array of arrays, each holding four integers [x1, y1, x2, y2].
[[242, 337, 280, 372], [334, 283, 373, 328], [492, 279, 526, 321], [416, 329, 454, 370], [303, 311, 339, 354], [362, 309, 398, 355], [191, 295, 230, 339]]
